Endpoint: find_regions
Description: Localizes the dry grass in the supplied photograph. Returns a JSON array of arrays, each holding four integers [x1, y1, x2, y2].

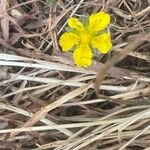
[[0, 0, 150, 149]]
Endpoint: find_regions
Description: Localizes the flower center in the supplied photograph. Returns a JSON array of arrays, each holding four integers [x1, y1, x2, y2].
[[80, 31, 91, 45]]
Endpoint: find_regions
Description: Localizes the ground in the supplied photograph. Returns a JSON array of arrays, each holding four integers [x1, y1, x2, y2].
[[0, 0, 150, 150]]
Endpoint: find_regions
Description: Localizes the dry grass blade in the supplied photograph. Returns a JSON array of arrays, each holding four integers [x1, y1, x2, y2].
[[9, 83, 91, 138], [95, 32, 150, 95], [0, 0, 9, 41], [119, 125, 150, 150], [0, 102, 73, 136]]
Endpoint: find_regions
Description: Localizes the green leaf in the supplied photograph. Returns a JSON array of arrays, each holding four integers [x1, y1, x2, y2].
[[47, 0, 57, 6], [65, 27, 80, 35]]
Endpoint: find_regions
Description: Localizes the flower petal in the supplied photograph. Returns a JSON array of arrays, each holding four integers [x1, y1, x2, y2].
[[91, 33, 112, 54], [68, 17, 84, 31], [59, 32, 80, 51], [73, 45, 92, 67], [88, 12, 110, 33]]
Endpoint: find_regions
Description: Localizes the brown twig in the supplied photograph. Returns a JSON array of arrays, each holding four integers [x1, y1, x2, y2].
[[95, 32, 150, 96]]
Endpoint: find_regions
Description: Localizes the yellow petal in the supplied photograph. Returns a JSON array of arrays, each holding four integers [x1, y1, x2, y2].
[[91, 33, 112, 54], [68, 17, 84, 31], [73, 45, 92, 67], [88, 12, 110, 33], [59, 32, 80, 51]]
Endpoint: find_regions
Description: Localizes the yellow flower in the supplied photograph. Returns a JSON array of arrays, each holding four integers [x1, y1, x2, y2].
[[59, 11, 112, 67]]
